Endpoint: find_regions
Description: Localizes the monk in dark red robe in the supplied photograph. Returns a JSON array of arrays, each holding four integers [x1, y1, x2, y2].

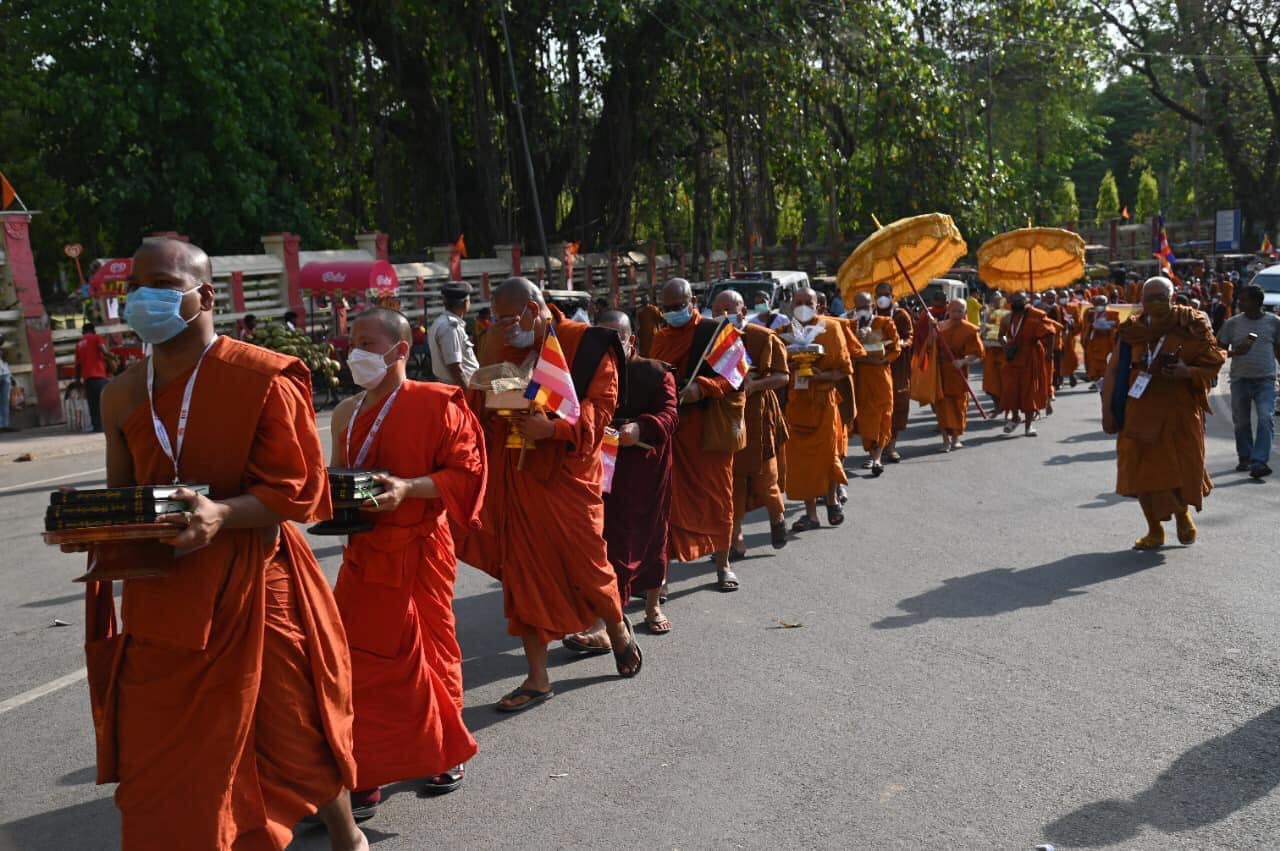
[[83, 239, 365, 851], [998, 293, 1054, 437], [330, 309, 486, 807], [1103, 277, 1226, 549], [651, 278, 743, 592], [932, 299, 984, 450], [460, 278, 641, 713]]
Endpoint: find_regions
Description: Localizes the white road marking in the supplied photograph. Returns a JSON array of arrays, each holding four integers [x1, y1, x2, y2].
[[0, 668, 87, 714], [0, 467, 107, 495]]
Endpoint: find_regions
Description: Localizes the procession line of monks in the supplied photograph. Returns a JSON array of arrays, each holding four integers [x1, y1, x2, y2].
[[74, 238, 1224, 850]]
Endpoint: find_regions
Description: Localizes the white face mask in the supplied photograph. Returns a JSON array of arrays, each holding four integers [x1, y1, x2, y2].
[[854, 308, 872, 320], [876, 295, 893, 310], [348, 346, 395, 389], [793, 304, 816, 323]]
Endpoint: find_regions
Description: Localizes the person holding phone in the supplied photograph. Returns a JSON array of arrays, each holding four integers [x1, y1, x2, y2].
[[1216, 284, 1280, 478]]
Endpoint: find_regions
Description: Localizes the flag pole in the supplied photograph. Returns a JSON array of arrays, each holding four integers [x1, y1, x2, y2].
[[679, 316, 730, 398]]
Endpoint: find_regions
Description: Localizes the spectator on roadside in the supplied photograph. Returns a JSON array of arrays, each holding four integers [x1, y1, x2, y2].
[[1216, 284, 1280, 479], [74, 322, 112, 432], [282, 310, 298, 331], [0, 333, 15, 433], [240, 313, 258, 341], [428, 282, 478, 387]]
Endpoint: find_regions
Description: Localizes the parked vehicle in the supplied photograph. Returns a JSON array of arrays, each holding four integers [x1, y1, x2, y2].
[[701, 270, 809, 314]]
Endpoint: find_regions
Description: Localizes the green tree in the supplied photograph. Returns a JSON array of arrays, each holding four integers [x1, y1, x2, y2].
[[1095, 170, 1121, 226], [1135, 168, 1160, 220], [1053, 179, 1080, 226]]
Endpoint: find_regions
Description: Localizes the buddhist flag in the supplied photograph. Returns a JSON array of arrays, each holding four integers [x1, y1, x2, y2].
[[706, 319, 751, 389], [0, 171, 16, 210], [1262, 235, 1275, 257], [600, 427, 620, 493], [524, 324, 581, 423], [449, 234, 466, 281]]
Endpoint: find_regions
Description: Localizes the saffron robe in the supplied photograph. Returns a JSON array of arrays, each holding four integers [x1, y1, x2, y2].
[[651, 312, 738, 561], [84, 336, 355, 850], [1104, 307, 1226, 519], [734, 325, 789, 521], [461, 318, 624, 644], [604, 358, 679, 599], [884, 307, 914, 434], [781, 317, 854, 501], [852, 314, 900, 451], [1083, 308, 1121, 380], [1061, 300, 1084, 378], [997, 307, 1053, 415], [335, 381, 486, 789], [933, 320, 984, 436], [982, 308, 1008, 401]]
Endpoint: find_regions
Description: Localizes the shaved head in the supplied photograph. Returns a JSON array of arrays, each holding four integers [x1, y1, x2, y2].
[[596, 309, 631, 335], [875, 282, 893, 298], [794, 286, 816, 306], [660, 277, 693, 308], [1142, 276, 1175, 299], [946, 298, 966, 320], [352, 307, 412, 345], [711, 289, 745, 314], [853, 291, 872, 309], [133, 238, 212, 283], [493, 276, 544, 312]]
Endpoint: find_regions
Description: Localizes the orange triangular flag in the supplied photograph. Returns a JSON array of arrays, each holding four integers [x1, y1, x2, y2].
[[0, 172, 15, 210], [453, 234, 467, 259], [1121, 206, 1130, 220]]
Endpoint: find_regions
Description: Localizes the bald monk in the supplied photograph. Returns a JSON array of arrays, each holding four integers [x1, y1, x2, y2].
[[1082, 295, 1121, 386], [1038, 296, 1065, 416], [588, 309, 678, 634], [1103, 277, 1226, 549], [329, 309, 486, 807], [932, 299, 984, 451], [998, 293, 1054, 437], [982, 292, 1008, 412], [635, 300, 663, 358], [784, 286, 856, 529], [874, 283, 914, 462], [82, 239, 365, 850], [651, 277, 743, 591], [849, 290, 901, 476], [712, 289, 790, 555], [1060, 289, 1084, 386], [460, 278, 641, 712]]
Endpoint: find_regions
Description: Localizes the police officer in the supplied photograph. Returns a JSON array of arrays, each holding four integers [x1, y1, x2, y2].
[[428, 281, 479, 387]]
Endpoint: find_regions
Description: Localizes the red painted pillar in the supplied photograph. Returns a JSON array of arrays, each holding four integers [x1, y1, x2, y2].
[[481, 272, 491, 301], [678, 252, 687, 279], [584, 263, 594, 303], [1109, 220, 1118, 262], [229, 271, 246, 313], [647, 240, 657, 298], [2, 214, 59, 423], [414, 275, 426, 316], [609, 250, 619, 307], [789, 237, 799, 269], [271, 232, 304, 325], [703, 255, 712, 282], [511, 244, 523, 277], [375, 231, 389, 261]]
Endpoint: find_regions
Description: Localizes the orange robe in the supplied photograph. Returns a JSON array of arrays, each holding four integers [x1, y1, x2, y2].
[[781, 317, 854, 501], [335, 381, 486, 789], [636, 303, 663, 359], [461, 319, 624, 644], [982, 309, 1008, 402], [1220, 279, 1235, 318], [734, 324, 789, 522], [933, 320, 984, 436], [84, 337, 355, 850], [885, 308, 914, 435], [1061, 301, 1083, 378], [1104, 308, 1226, 518], [851, 314, 900, 451], [997, 307, 1052, 415], [651, 313, 738, 560], [1041, 316, 1064, 402], [1083, 308, 1120, 380]]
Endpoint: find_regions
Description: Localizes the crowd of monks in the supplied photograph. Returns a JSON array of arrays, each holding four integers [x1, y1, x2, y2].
[[72, 238, 1232, 850]]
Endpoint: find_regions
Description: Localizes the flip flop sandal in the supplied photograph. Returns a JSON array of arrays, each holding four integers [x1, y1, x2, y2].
[[644, 613, 672, 635], [659, 583, 669, 604], [837, 485, 849, 504], [870, 462, 884, 477], [613, 619, 643, 678], [562, 634, 612, 655], [728, 548, 747, 563], [1025, 427, 1039, 437], [791, 516, 820, 532], [770, 520, 788, 549], [885, 451, 903, 463], [1002, 421, 1019, 434], [495, 687, 555, 713], [826, 504, 845, 526], [860, 459, 875, 469], [716, 569, 740, 592], [421, 765, 465, 796]]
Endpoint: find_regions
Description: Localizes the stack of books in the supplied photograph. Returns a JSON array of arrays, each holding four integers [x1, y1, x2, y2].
[[328, 468, 388, 508], [42, 484, 208, 546]]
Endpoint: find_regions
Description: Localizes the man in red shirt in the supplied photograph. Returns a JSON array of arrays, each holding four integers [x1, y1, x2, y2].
[[74, 322, 112, 431]]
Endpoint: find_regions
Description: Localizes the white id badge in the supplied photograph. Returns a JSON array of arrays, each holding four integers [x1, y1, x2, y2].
[[1128, 372, 1151, 399], [795, 376, 811, 390]]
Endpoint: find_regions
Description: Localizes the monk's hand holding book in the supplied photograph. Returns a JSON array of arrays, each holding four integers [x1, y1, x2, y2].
[[363, 474, 411, 512], [160, 487, 225, 551]]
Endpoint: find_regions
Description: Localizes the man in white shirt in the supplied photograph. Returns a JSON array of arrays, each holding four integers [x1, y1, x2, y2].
[[428, 281, 479, 387], [1216, 284, 1280, 478]]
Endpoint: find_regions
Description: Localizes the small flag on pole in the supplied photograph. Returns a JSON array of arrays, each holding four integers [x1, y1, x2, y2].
[[600, 427, 620, 493], [706, 321, 751, 389], [524, 324, 581, 423], [449, 234, 466, 281], [1121, 206, 1130, 221], [1262, 235, 1275, 257], [1, 171, 18, 210]]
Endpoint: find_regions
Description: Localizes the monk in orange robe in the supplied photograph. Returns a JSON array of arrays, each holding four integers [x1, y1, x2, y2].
[[460, 277, 641, 712], [933, 299, 985, 451], [711, 289, 790, 557], [636, 301, 663, 358], [849, 290, 900, 475], [780, 286, 855, 530], [1060, 289, 1085, 386], [1219, 275, 1235, 318], [651, 278, 743, 591], [330, 309, 486, 806], [998, 293, 1054, 437], [1102, 277, 1226, 549], [982, 292, 1008, 412], [1082, 295, 1121, 384], [82, 239, 365, 850], [874, 283, 914, 462]]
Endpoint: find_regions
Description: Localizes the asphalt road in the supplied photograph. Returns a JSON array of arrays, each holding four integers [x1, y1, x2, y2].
[[1, 379, 1278, 850]]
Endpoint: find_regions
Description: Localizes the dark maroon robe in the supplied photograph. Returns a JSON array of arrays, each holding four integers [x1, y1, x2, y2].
[[603, 357, 678, 599]]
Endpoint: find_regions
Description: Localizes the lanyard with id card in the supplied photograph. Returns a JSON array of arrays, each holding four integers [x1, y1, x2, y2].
[[1128, 334, 1168, 399]]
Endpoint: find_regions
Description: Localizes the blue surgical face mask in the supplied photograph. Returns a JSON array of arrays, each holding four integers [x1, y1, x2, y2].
[[663, 306, 692, 328], [724, 313, 745, 330], [753, 302, 770, 316], [124, 286, 199, 344]]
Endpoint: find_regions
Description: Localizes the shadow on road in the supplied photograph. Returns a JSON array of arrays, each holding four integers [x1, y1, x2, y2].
[[1042, 705, 1280, 847], [871, 550, 1165, 629], [1044, 449, 1116, 466], [1059, 430, 1114, 444], [0, 795, 118, 850], [1078, 492, 1126, 509]]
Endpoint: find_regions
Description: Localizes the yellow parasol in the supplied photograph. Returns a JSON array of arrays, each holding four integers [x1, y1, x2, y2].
[[976, 227, 1085, 294], [837, 213, 968, 302]]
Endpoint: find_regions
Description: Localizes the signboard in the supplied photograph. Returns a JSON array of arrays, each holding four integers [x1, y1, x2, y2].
[[1215, 208, 1242, 252], [63, 243, 83, 258]]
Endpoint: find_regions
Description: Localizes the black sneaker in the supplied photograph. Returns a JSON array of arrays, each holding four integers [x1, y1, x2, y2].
[[1250, 464, 1272, 479], [1236, 460, 1252, 472]]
